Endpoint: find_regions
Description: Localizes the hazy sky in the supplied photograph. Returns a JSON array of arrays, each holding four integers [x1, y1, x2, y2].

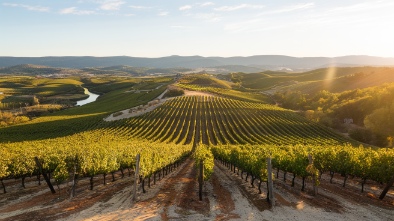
[[1, 0, 394, 57]]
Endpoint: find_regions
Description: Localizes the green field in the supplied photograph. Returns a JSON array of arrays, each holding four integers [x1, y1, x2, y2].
[[0, 76, 170, 142]]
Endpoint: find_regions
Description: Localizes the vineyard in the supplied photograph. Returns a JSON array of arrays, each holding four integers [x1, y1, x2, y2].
[[2, 94, 393, 196], [212, 144, 394, 193], [176, 74, 274, 103], [0, 130, 192, 193], [1, 74, 394, 220], [113, 96, 348, 145]]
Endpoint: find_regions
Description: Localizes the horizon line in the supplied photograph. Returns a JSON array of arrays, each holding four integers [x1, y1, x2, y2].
[[1, 54, 393, 59]]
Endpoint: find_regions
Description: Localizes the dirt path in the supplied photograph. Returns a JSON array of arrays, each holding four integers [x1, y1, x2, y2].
[[1, 159, 393, 221], [211, 163, 265, 220], [0, 172, 134, 221], [214, 161, 394, 221], [60, 158, 211, 221], [104, 88, 214, 122]]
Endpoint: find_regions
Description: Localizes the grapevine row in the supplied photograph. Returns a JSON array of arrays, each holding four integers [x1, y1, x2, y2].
[[114, 96, 348, 146], [0, 130, 192, 193], [211, 144, 394, 193]]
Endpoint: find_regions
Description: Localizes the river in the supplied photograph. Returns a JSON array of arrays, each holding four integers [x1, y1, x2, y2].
[[76, 88, 100, 106]]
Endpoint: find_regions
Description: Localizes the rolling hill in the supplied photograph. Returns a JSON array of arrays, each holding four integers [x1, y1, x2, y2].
[[1, 55, 394, 70], [235, 67, 394, 94]]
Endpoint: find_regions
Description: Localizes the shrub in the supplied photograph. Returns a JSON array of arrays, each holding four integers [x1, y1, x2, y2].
[[349, 128, 373, 144], [163, 88, 184, 98], [113, 111, 123, 117]]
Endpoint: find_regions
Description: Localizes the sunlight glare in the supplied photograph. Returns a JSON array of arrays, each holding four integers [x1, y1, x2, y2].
[[324, 66, 337, 89], [296, 201, 305, 210]]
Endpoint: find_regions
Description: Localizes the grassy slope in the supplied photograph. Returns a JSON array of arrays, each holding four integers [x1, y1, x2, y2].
[[180, 74, 233, 89], [287, 67, 394, 94], [0, 76, 84, 97], [177, 74, 274, 104], [237, 67, 394, 93], [0, 77, 170, 143]]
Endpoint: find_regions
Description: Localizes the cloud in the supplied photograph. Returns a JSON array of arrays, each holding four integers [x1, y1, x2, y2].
[[330, 1, 394, 13], [196, 13, 221, 22], [214, 4, 264, 12], [296, 1, 394, 28], [99, 0, 125, 11], [331, 2, 374, 12], [3, 3, 49, 12], [60, 7, 95, 15], [179, 2, 213, 11], [273, 2, 314, 14], [170, 25, 191, 29], [224, 18, 262, 32], [279, 2, 315, 12], [224, 18, 288, 33], [129, 5, 151, 9], [179, 5, 192, 11], [158, 11, 169, 16], [199, 2, 215, 7]]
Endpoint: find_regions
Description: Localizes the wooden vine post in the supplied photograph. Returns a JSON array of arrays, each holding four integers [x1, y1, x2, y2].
[[199, 160, 204, 201], [132, 154, 140, 202], [34, 157, 56, 194], [308, 154, 318, 196], [267, 157, 275, 206], [379, 173, 394, 200], [70, 155, 78, 199]]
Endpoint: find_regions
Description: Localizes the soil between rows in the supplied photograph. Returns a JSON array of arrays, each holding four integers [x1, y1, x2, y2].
[[1, 157, 393, 221]]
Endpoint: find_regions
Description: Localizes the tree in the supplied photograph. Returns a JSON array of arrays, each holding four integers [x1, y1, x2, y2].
[[32, 96, 40, 106], [349, 128, 373, 144], [304, 108, 325, 123], [280, 91, 307, 110], [364, 106, 394, 147]]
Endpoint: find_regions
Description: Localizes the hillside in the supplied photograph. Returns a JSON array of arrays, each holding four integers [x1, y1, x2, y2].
[[179, 74, 233, 89], [177, 74, 274, 103], [0, 76, 170, 142], [0, 64, 81, 76], [0, 64, 191, 77], [1, 55, 394, 70], [281, 67, 394, 94], [236, 67, 394, 93], [117, 96, 348, 146], [1, 74, 393, 221]]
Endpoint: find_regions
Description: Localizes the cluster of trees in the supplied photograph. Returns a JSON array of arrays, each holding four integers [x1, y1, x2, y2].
[[163, 88, 184, 98], [0, 95, 39, 111], [0, 111, 29, 127], [274, 83, 394, 146]]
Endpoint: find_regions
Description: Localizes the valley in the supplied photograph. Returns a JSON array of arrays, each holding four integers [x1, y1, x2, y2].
[[0, 66, 394, 220]]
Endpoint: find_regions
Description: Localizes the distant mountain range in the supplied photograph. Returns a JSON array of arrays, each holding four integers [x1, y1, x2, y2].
[[1, 55, 394, 71]]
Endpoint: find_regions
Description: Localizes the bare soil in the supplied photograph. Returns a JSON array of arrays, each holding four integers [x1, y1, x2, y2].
[[1, 158, 393, 221]]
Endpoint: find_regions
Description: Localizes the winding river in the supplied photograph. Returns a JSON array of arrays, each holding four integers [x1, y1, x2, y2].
[[76, 88, 100, 106]]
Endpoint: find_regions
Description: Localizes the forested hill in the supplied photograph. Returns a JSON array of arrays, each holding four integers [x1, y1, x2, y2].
[[1, 55, 394, 70]]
